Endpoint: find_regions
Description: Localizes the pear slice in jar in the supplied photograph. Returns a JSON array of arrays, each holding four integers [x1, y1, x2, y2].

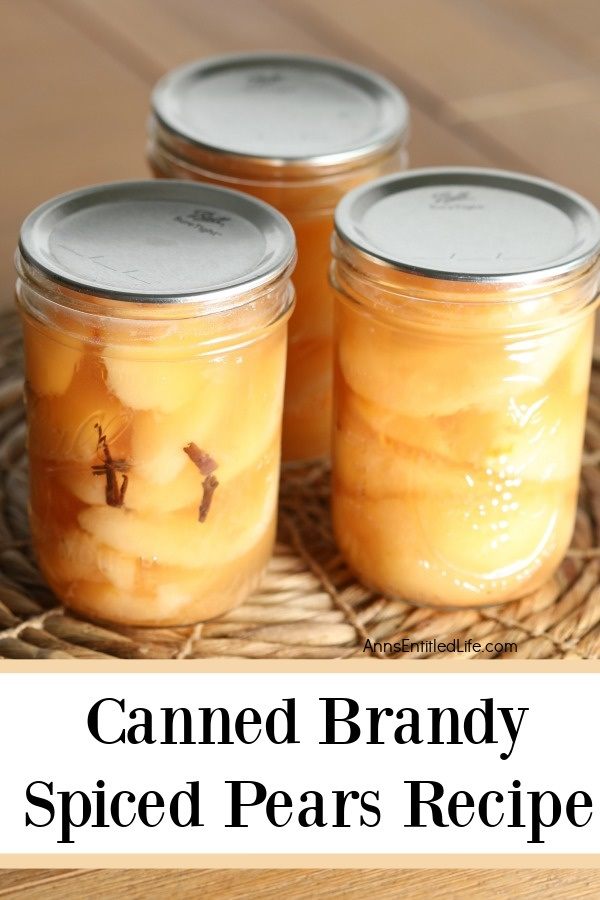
[[128, 332, 285, 486], [23, 322, 83, 397], [64, 508, 275, 626], [100, 319, 221, 413], [37, 527, 138, 592], [333, 480, 575, 607], [337, 303, 585, 418], [344, 366, 588, 487], [102, 323, 284, 414], [64, 338, 285, 512], [28, 353, 131, 464], [102, 339, 248, 487], [103, 352, 215, 414], [61, 580, 166, 626], [66, 533, 271, 626], [334, 384, 466, 498], [77, 450, 278, 569], [139, 526, 275, 621], [411, 478, 574, 589]]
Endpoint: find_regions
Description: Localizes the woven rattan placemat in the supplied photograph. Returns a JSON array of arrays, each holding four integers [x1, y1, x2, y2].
[[1, 311, 600, 660]]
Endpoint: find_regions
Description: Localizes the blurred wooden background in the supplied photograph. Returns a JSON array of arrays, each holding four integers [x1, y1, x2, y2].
[[3, 0, 600, 302], [2, 0, 600, 895]]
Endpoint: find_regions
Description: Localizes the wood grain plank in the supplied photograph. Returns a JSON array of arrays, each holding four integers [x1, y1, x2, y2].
[[446, 78, 599, 125], [165, 0, 331, 57], [275, 0, 600, 189], [0, 870, 78, 896], [260, 0, 541, 171], [3, 868, 600, 899], [0, 0, 148, 302], [476, 100, 600, 205], [50, 0, 217, 78], [496, 0, 600, 72], [51, 0, 496, 170], [51, 0, 329, 73], [405, 107, 496, 170], [282, 0, 594, 103]]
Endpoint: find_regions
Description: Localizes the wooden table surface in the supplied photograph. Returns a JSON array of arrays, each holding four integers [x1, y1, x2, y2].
[[2, 0, 600, 895]]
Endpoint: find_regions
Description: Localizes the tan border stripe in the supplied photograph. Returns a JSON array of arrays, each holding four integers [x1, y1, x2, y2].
[[1, 854, 600, 869], [1, 660, 600, 673]]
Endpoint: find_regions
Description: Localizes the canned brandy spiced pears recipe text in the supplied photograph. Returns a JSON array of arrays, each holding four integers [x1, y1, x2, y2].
[[24, 695, 592, 846]]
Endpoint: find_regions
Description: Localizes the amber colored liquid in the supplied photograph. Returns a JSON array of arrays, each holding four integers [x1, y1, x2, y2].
[[22, 311, 287, 626], [332, 290, 595, 607], [281, 212, 335, 459]]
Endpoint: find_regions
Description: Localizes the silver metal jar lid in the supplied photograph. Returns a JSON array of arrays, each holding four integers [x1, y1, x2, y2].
[[151, 52, 409, 171], [18, 180, 296, 303], [334, 167, 600, 283]]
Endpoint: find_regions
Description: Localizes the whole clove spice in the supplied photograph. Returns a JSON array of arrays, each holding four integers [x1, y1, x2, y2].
[[92, 423, 129, 508], [184, 442, 219, 522], [183, 442, 218, 476], [198, 473, 219, 523]]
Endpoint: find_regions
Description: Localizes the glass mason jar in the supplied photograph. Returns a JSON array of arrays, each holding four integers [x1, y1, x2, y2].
[[16, 181, 296, 626], [331, 168, 600, 608], [148, 53, 409, 460]]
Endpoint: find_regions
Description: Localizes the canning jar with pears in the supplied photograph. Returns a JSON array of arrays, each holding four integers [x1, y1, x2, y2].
[[16, 180, 296, 626], [331, 168, 600, 607], [148, 52, 410, 460]]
